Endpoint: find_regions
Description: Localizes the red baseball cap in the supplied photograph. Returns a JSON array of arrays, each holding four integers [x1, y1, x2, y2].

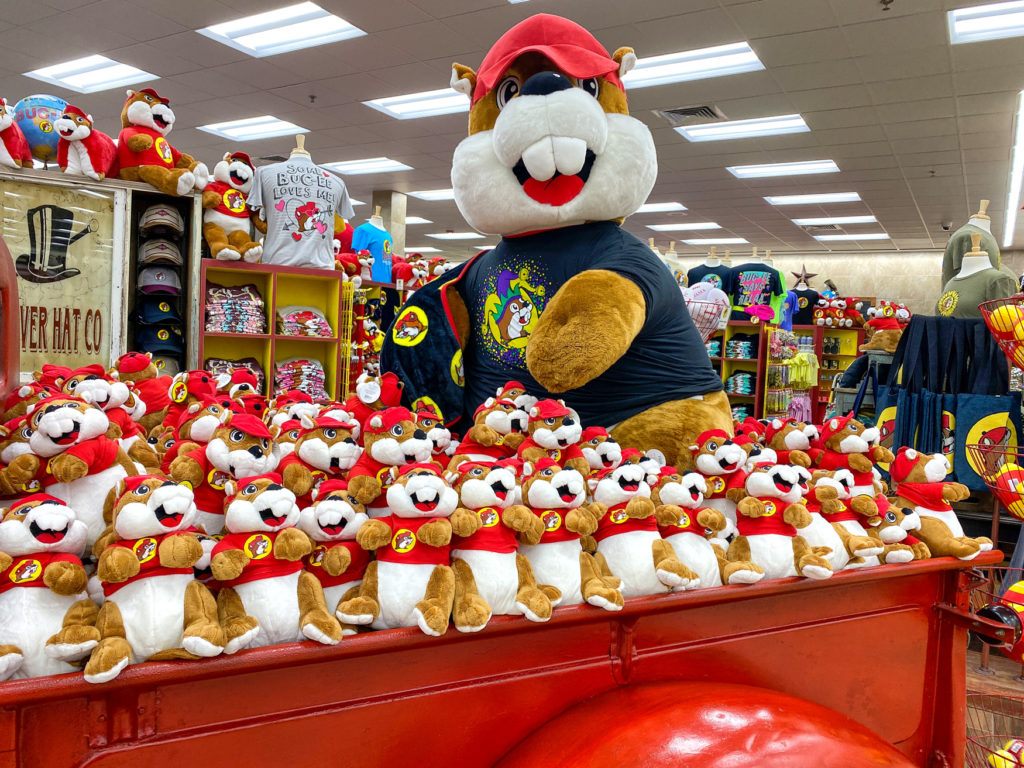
[[581, 426, 610, 442], [819, 414, 854, 444], [115, 351, 153, 375], [227, 151, 253, 168], [397, 462, 442, 478], [227, 413, 273, 440], [120, 475, 165, 495], [130, 88, 169, 105], [314, 478, 349, 499], [9, 493, 65, 512], [365, 406, 416, 435], [528, 457, 562, 474], [529, 398, 571, 421], [62, 104, 90, 121], [691, 429, 732, 452], [4, 382, 50, 413], [889, 448, 920, 484], [301, 417, 358, 436], [473, 14, 623, 105]]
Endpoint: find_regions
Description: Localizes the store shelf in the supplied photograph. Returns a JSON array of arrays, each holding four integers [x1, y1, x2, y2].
[[205, 331, 270, 340], [273, 334, 339, 343]]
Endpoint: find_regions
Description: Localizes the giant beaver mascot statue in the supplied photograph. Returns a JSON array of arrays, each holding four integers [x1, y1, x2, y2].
[[381, 14, 731, 467]]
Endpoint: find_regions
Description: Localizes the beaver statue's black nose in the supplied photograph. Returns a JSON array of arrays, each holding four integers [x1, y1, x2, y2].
[[521, 71, 573, 97]]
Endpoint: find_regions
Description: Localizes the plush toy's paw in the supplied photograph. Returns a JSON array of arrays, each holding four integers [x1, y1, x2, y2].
[[655, 504, 684, 527], [539, 584, 562, 607], [943, 483, 971, 502], [182, 633, 225, 658], [416, 519, 452, 547], [583, 582, 624, 612], [625, 496, 655, 520], [222, 619, 260, 655], [737, 497, 766, 518], [322, 545, 352, 577], [848, 536, 884, 558], [655, 559, 698, 589], [301, 610, 344, 645], [159, 533, 204, 569], [911, 541, 931, 560], [724, 561, 765, 585], [566, 507, 598, 537], [274, 528, 313, 561], [169, 455, 204, 487], [242, 244, 263, 263], [882, 545, 915, 564], [515, 585, 553, 623], [453, 593, 491, 633], [8, 452, 40, 483], [282, 463, 313, 497], [413, 601, 450, 637], [211, 549, 249, 582], [847, 454, 873, 473], [98, 546, 141, 583], [450, 508, 482, 538], [468, 424, 501, 447], [0, 647, 24, 681], [849, 496, 879, 517], [43, 561, 88, 596], [49, 453, 89, 482], [871, 446, 896, 465], [215, 247, 242, 261], [696, 508, 727, 532], [83, 637, 133, 684], [128, 440, 160, 469], [502, 504, 538, 534], [356, 519, 392, 550], [176, 171, 196, 197], [336, 597, 379, 625], [783, 503, 813, 529], [797, 553, 833, 580], [349, 475, 382, 505], [976, 536, 994, 552], [46, 628, 101, 662], [789, 450, 812, 468]]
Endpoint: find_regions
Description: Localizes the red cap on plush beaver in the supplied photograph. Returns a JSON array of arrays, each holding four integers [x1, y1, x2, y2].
[[9, 493, 65, 512], [581, 426, 610, 442], [365, 406, 416, 435], [889, 448, 921, 484], [529, 398, 571, 421], [473, 14, 623, 105], [227, 413, 273, 440], [397, 462, 442, 478], [115, 352, 153, 375]]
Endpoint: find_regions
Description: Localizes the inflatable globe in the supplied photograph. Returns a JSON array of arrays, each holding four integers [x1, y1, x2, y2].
[[13, 94, 67, 162]]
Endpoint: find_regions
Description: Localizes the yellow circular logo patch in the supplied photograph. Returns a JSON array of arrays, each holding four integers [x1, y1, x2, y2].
[[542, 510, 561, 531], [133, 537, 158, 564], [10, 558, 41, 584], [412, 396, 442, 421], [170, 381, 188, 403], [676, 513, 691, 529], [392, 528, 416, 553], [763, 500, 777, 517], [478, 507, 500, 527], [708, 476, 725, 494], [154, 137, 173, 165], [611, 507, 628, 524], [309, 545, 326, 567], [451, 349, 464, 386], [223, 189, 246, 213], [392, 307, 428, 346], [159, 301, 170, 312], [383, 239, 392, 256], [245, 533, 272, 560], [157, 329, 170, 341], [937, 291, 958, 316]]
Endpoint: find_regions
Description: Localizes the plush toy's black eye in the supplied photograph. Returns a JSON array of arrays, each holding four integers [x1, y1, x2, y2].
[[323, 428, 337, 439], [579, 77, 599, 98], [289, 430, 300, 440], [210, 406, 220, 414], [348, 495, 359, 505], [708, 441, 718, 451], [244, 483, 258, 494], [544, 418, 556, 426], [66, 380, 77, 390], [167, 439, 175, 447], [230, 429, 244, 443], [886, 511, 897, 522], [391, 424, 405, 437], [137, 485, 150, 495], [496, 76, 520, 109]]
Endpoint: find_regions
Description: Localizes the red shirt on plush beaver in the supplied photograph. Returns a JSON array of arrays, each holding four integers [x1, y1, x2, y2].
[[381, 14, 730, 469]]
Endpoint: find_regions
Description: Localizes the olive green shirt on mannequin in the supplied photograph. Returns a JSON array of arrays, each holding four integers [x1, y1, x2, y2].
[[940, 222, 1015, 286], [936, 268, 1018, 318]]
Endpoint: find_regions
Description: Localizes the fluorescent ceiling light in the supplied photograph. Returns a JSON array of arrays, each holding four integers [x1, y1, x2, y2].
[[404, 216, 432, 225], [409, 188, 455, 201], [682, 238, 748, 245], [25, 54, 157, 94], [949, 1, 1024, 44], [426, 232, 484, 240], [814, 233, 890, 241], [364, 88, 469, 120], [648, 222, 722, 231], [198, 2, 365, 57], [765, 192, 861, 205], [198, 115, 307, 141], [793, 215, 877, 226], [324, 157, 412, 175], [1003, 89, 1024, 247], [676, 114, 808, 142], [728, 160, 839, 178], [406, 246, 442, 253], [635, 202, 687, 213], [622, 42, 764, 89]]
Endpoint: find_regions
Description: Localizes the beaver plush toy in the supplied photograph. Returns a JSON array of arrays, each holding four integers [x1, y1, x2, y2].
[[381, 14, 729, 465], [202, 152, 263, 263]]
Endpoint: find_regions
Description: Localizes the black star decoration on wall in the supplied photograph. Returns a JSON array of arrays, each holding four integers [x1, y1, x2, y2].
[[792, 264, 818, 287]]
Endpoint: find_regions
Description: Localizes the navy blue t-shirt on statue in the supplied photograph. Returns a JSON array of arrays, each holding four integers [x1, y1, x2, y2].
[[458, 221, 722, 427]]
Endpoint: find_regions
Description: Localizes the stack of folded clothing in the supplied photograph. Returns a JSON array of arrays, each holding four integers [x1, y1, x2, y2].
[[204, 356, 266, 392], [276, 305, 333, 337], [274, 357, 328, 401], [205, 281, 266, 334]]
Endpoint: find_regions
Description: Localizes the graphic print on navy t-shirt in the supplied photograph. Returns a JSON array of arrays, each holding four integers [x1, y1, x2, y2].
[[475, 259, 549, 368]]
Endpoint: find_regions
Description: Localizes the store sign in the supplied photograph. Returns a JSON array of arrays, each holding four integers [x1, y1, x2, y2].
[[1, 179, 116, 370]]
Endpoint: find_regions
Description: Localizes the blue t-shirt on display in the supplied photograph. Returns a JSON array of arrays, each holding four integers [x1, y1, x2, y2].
[[457, 221, 723, 426], [780, 290, 798, 331], [351, 223, 394, 282]]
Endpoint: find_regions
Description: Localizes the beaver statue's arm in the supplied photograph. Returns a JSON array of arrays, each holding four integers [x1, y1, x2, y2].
[[525, 270, 645, 392]]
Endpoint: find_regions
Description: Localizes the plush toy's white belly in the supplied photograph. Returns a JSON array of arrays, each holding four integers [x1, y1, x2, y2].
[[746, 534, 798, 579], [373, 561, 436, 630], [833, 520, 880, 567], [0, 588, 85, 678], [110, 574, 191, 661], [206, 209, 248, 234], [65, 141, 95, 177], [0, 140, 16, 168], [451, 549, 519, 615], [663, 532, 721, 588], [47, 464, 129, 548], [519, 540, 582, 606], [915, 505, 965, 537], [597, 531, 668, 598], [800, 513, 850, 570], [235, 571, 303, 647]]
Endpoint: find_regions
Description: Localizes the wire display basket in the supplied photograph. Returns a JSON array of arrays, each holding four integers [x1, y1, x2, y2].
[[967, 444, 1024, 520], [979, 295, 1024, 369], [685, 299, 729, 343], [967, 693, 1024, 768]]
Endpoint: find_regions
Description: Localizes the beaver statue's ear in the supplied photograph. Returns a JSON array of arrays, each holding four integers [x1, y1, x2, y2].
[[612, 47, 637, 78], [451, 63, 476, 98]]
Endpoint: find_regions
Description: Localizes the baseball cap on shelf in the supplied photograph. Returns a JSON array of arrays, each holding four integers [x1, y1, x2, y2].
[[139, 238, 183, 266], [135, 297, 182, 325], [139, 204, 184, 236], [153, 356, 181, 376], [137, 326, 184, 355], [138, 266, 181, 295]]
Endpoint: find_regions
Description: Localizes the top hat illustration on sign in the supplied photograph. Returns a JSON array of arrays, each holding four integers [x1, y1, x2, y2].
[[15, 204, 96, 284]]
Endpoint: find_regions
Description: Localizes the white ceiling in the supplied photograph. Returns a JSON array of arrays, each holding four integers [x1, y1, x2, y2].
[[2, 0, 1023, 260]]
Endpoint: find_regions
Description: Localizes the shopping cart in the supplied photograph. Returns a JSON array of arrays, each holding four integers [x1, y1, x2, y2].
[[967, 693, 1024, 768], [967, 443, 1024, 521], [979, 295, 1024, 369], [685, 299, 729, 343]]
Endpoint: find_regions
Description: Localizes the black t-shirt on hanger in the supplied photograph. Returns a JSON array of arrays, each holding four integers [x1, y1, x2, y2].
[[686, 264, 732, 292], [792, 288, 820, 325]]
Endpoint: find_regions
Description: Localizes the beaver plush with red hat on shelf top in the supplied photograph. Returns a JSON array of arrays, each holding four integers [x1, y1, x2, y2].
[[202, 152, 263, 263], [381, 14, 730, 467]]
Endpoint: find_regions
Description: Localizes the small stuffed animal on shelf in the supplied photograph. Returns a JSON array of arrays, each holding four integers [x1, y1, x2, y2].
[[55, 105, 117, 181], [0, 494, 99, 680], [116, 89, 208, 196], [297, 479, 370, 633], [580, 427, 623, 474], [681, 430, 750, 547], [517, 459, 622, 611], [346, 407, 433, 518], [278, 414, 362, 507], [860, 301, 909, 353], [112, 352, 171, 432], [416, 410, 454, 459], [337, 464, 459, 636], [763, 418, 814, 468], [0, 97, 33, 169], [211, 474, 343, 649], [448, 398, 528, 468], [889, 448, 993, 560], [448, 461, 557, 632], [802, 470, 883, 570], [812, 415, 894, 501], [590, 461, 698, 596], [202, 152, 263, 263], [517, 399, 590, 477], [728, 464, 833, 581], [869, 499, 930, 563], [84, 477, 225, 683]]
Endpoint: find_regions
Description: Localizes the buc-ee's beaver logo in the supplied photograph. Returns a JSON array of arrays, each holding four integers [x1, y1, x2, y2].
[[245, 534, 272, 560], [133, 537, 157, 563], [392, 529, 416, 553], [10, 559, 41, 584]]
